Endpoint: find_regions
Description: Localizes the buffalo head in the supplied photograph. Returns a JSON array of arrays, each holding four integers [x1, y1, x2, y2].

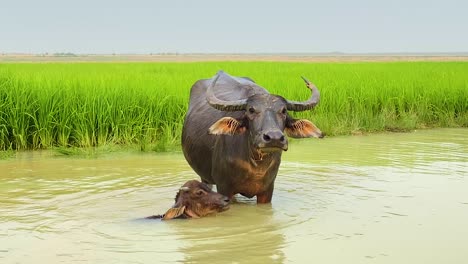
[[157, 180, 230, 220], [207, 72, 323, 153]]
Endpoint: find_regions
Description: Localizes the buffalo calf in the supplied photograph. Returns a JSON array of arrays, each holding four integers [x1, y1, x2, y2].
[[147, 180, 230, 220]]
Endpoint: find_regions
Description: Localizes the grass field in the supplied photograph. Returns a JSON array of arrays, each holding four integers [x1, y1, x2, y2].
[[0, 61, 467, 151]]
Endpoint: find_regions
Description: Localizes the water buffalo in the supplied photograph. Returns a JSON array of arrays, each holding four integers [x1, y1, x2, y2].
[[147, 180, 230, 220], [182, 71, 323, 203]]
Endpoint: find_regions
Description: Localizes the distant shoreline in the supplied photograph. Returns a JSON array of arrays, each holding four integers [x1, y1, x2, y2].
[[1, 53, 468, 62]]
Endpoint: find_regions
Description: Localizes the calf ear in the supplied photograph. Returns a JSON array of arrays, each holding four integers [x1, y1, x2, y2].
[[184, 209, 200, 218], [162, 206, 186, 220], [286, 119, 324, 138], [209, 117, 246, 135]]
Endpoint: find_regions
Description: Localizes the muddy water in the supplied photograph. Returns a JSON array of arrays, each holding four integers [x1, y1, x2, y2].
[[0, 128, 467, 263]]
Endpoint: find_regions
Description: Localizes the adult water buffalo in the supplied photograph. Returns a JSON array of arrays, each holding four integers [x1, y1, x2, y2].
[[182, 71, 323, 203]]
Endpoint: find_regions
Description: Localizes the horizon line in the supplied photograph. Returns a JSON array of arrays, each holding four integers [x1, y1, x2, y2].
[[2, 52, 468, 56]]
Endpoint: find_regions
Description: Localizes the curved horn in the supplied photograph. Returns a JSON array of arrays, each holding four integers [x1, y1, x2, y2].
[[286, 76, 321, 112], [206, 72, 248, 112]]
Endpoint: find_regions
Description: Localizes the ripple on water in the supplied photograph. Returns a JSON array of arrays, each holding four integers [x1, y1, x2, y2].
[[1, 128, 468, 263]]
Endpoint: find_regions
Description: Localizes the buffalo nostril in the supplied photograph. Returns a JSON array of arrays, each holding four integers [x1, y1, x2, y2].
[[280, 135, 285, 142], [263, 134, 271, 142], [224, 197, 230, 203]]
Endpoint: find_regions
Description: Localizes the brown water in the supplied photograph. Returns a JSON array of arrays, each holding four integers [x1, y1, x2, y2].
[[1, 128, 467, 263]]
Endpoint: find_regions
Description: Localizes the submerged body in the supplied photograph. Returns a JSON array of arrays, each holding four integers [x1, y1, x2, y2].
[[182, 71, 323, 203]]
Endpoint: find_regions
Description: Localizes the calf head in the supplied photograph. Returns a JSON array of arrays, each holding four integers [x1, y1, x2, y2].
[[162, 180, 230, 220], [208, 72, 324, 153]]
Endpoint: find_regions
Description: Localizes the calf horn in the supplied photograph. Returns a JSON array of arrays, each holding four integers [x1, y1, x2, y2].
[[206, 72, 248, 112], [286, 76, 320, 112]]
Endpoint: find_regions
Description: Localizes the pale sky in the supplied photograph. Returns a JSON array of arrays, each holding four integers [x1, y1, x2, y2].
[[1, 0, 467, 54]]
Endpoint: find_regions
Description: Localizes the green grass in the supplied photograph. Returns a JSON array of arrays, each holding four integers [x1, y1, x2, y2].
[[0, 61, 466, 151]]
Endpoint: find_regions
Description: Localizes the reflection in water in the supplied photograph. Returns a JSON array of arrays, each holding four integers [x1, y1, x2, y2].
[[0, 128, 467, 263], [173, 204, 285, 264]]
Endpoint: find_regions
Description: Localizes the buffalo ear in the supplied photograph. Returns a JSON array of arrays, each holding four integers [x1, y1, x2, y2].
[[184, 208, 200, 218], [162, 206, 186, 220], [285, 119, 324, 138], [209, 117, 246, 135]]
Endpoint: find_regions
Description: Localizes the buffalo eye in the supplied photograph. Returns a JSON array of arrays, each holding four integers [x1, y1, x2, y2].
[[248, 107, 255, 114], [195, 190, 205, 196]]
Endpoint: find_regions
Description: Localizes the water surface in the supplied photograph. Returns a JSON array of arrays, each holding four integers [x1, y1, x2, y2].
[[1, 128, 467, 263]]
